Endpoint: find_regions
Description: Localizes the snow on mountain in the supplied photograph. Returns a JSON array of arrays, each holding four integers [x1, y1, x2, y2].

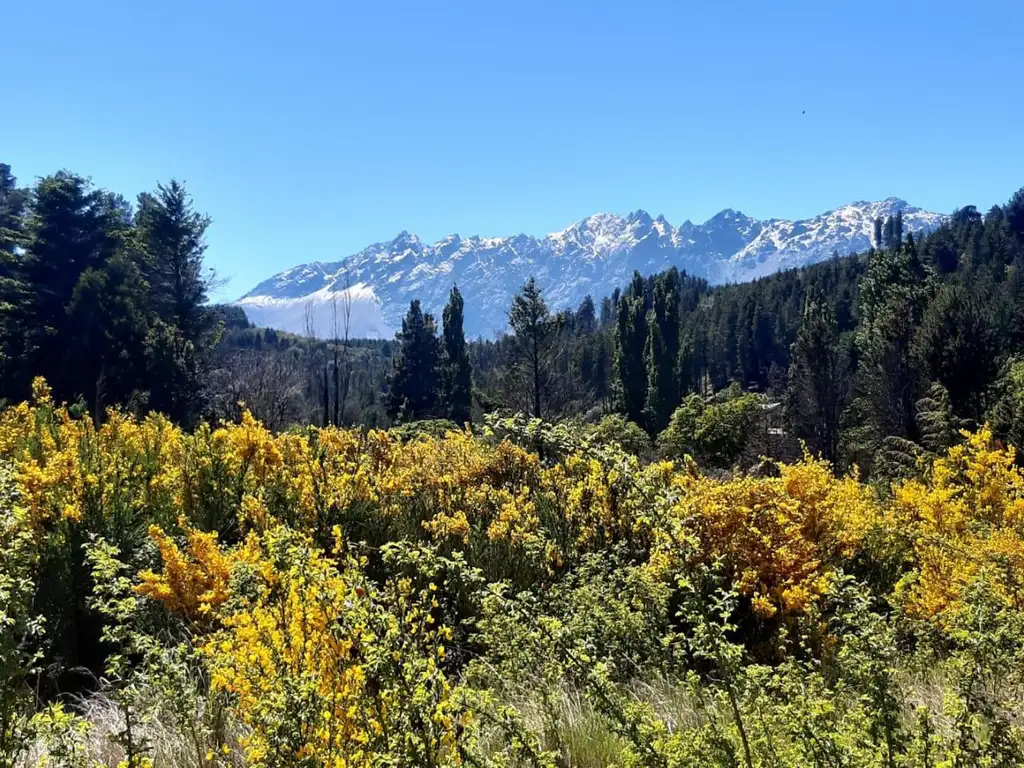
[[236, 199, 945, 338]]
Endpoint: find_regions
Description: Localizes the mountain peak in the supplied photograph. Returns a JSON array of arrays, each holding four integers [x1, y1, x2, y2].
[[237, 197, 946, 339]]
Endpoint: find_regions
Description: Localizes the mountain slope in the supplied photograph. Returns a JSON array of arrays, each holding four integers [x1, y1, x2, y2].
[[236, 198, 944, 338]]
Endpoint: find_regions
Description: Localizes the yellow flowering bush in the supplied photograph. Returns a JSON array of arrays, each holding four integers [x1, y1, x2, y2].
[[893, 425, 1024, 624], [4, 387, 1024, 766], [665, 455, 882, 618]]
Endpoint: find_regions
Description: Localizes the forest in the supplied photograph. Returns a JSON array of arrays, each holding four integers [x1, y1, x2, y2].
[[3, 161, 1024, 766]]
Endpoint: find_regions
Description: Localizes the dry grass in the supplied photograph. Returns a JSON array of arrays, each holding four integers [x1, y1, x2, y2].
[[19, 688, 247, 768]]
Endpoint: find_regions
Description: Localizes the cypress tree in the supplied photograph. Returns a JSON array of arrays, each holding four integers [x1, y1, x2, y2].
[[653, 269, 682, 407], [615, 272, 648, 424], [643, 310, 671, 433], [441, 284, 473, 424]]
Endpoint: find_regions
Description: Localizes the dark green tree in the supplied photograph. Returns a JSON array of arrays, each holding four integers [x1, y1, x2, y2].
[[20, 172, 130, 401], [135, 180, 214, 423], [387, 300, 440, 422], [844, 242, 927, 472], [913, 284, 998, 424], [135, 180, 212, 339], [643, 310, 671, 433], [786, 298, 847, 463], [575, 295, 597, 335], [915, 382, 960, 456], [0, 164, 27, 257], [653, 268, 682, 406], [0, 165, 28, 386], [441, 285, 473, 424], [1006, 187, 1024, 240], [615, 272, 648, 424], [989, 359, 1024, 457], [65, 254, 153, 418], [507, 277, 559, 419]]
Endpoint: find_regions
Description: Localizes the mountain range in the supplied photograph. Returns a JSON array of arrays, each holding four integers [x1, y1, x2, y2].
[[235, 198, 945, 339]]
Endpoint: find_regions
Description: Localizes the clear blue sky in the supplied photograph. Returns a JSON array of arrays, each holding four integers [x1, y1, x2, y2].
[[4, 0, 1022, 300]]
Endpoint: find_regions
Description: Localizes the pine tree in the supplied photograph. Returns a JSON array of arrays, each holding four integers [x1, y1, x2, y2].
[[846, 242, 927, 470], [0, 165, 28, 389], [1006, 187, 1024, 240], [20, 172, 130, 402], [135, 180, 213, 423], [135, 180, 212, 341], [786, 297, 847, 462], [507, 278, 559, 419], [387, 300, 440, 422], [915, 381, 959, 455], [0, 164, 26, 257], [883, 215, 896, 249], [65, 253, 152, 418], [913, 284, 998, 423], [873, 216, 883, 250], [615, 272, 648, 424], [575, 295, 597, 335], [441, 285, 473, 424]]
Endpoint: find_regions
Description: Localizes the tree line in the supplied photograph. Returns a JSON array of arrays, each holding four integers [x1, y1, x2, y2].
[[6, 158, 1024, 480], [0, 163, 216, 425]]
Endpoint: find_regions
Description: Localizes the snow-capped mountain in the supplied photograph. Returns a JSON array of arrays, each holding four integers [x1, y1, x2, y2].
[[236, 198, 944, 339]]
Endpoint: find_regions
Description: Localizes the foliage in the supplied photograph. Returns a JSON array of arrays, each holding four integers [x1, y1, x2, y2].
[[586, 414, 652, 457], [658, 388, 763, 469], [441, 285, 473, 425], [1, 391, 1024, 764], [387, 300, 442, 423]]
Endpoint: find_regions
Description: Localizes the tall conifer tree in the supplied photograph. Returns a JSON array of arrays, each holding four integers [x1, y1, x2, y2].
[[441, 285, 473, 424]]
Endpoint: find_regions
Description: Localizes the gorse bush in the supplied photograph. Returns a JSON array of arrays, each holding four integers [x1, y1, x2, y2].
[[1, 382, 1024, 766]]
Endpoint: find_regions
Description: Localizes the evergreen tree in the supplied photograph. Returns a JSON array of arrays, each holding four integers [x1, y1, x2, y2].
[[913, 284, 998, 423], [653, 269, 681, 407], [65, 254, 152, 418], [1006, 187, 1024, 241], [0, 165, 28, 384], [20, 172, 131, 401], [915, 381, 959, 455], [575, 295, 597, 335], [441, 285, 473, 424], [507, 278, 559, 419], [0, 164, 26, 257], [615, 272, 648, 424], [873, 216, 883, 250], [846, 242, 927, 469], [387, 300, 440, 422], [786, 298, 847, 463], [135, 180, 213, 423], [135, 180, 212, 340], [883, 215, 896, 249], [643, 310, 671, 433], [988, 359, 1024, 456]]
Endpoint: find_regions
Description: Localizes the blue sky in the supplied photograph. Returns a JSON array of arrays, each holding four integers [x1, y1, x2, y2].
[[4, 0, 1022, 300]]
